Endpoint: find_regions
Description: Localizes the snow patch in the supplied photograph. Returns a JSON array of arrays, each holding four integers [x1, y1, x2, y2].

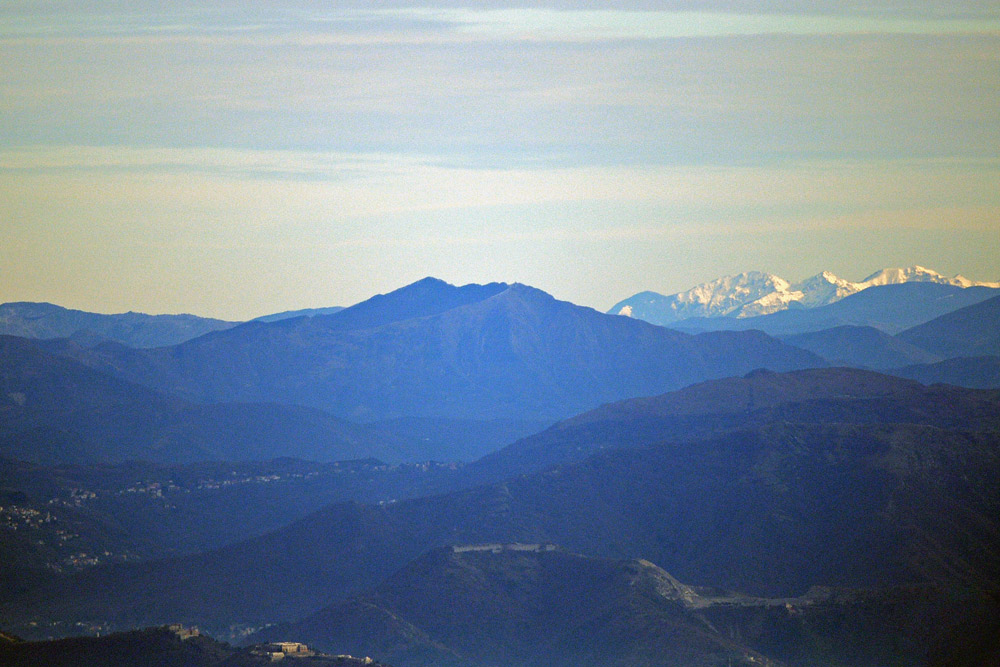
[[608, 266, 1000, 325]]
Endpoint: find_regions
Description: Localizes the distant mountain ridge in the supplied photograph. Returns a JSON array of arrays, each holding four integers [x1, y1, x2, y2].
[[7, 369, 998, 635], [0, 302, 237, 348], [62, 278, 823, 422], [0, 335, 402, 464], [610, 266, 1000, 326], [896, 293, 1000, 359], [669, 282, 1000, 336], [251, 306, 344, 323]]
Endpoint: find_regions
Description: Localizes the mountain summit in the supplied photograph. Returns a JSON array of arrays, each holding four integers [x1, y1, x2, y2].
[[65, 278, 822, 422], [610, 266, 1000, 326]]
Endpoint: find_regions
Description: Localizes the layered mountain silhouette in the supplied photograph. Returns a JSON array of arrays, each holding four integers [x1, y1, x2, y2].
[[0, 335, 401, 464], [768, 294, 1000, 387], [257, 545, 998, 667], [6, 275, 1000, 666], [6, 370, 997, 637], [779, 326, 940, 369], [0, 302, 237, 348], [62, 279, 823, 422], [669, 283, 999, 336], [257, 545, 774, 667], [891, 355, 1000, 389], [467, 366, 1000, 481], [611, 266, 999, 325], [896, 293, 1000, 359]]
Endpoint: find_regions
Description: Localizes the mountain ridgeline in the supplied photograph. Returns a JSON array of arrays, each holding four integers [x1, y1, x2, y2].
[[59, 279, 824, 422], [0, 302, 238, 348], [257, 545, 777, 667], [0, 335, 409, 464], [3, 276, 1000, 666], [667, 282, 1000, 336], [257, 545, 999, 667], [4, 369, 998, 653], [610, 266, 999, 327]]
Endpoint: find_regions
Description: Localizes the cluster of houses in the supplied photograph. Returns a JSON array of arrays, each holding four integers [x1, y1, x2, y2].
[[166, 623, 200, 640], [250, 641, 316, 661]]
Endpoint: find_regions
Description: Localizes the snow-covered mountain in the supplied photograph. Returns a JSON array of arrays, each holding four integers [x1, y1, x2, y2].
[[609, 266, 1000, 326]]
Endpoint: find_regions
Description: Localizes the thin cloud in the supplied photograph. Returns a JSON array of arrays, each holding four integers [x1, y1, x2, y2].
[[5, 6, 1000, 41]]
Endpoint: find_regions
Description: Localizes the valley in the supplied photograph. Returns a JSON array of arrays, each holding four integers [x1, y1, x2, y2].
[[1, 273, 999, 666]]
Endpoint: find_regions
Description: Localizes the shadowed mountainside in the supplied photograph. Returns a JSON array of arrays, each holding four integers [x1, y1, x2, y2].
[[896, 294, 1000, 359], [0, 302, 236, 348], [259, 545, 1000, 667], [6, 409, 998, 634], [62, 279, 824, 422], [779, 325, 940, 369], [0, 335, 401, 464], [890, 355, 1000, 390], [466, 367, 1000, 482], [258, 546, 775, 667]]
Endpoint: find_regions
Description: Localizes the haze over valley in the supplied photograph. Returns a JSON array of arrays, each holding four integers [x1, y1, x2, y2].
[[3, 1, 999, 664], [2, 269, 1000, 666]]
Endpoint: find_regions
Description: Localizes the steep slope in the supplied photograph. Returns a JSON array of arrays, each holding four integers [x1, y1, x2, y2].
[[672, 283, 1000, 335], [609, 271, 796, 324], [259, 546, 772, 667], [8, 408, 999, 634], [467, 367, 1000, 481], [890, 356, 1000, 390], [252, 306, 344, 323], [262, 547, 998, 667], [780, 326, 940, 369], [610, 266, 999, 326], [0, 455, 462, 592], [896, 294, 1000, 359], [0, 336, 403, 464], [65, 280, 824, 422], [0, 302, 236, 348]]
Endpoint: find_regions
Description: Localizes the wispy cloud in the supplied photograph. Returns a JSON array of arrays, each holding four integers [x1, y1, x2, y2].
[[370, 8, 1000, 41], [5, 5, 1000, 42], [2, 2, 998, 316], [0, 145, 430, 179]]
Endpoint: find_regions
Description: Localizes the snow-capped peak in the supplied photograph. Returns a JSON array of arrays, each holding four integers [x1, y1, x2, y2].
[[672, 271, 790, 311], [858, 266, 999, 289], [609, 265, 999, 325]]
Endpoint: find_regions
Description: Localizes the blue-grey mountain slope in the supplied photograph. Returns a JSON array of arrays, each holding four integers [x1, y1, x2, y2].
[[890, 355, 1000, 389], [251, 306, 344, 323], [0, 302, 236, 348], [670, 283, 999, 335], [63, 279, 824, 422], [258, 546, 775, 667], [258, 545, 997, 667], [466, 366, 1000, 482], [5, 370, 998, 637], [896, 293, 1000, 359], [0, 335, 408, 464], [779, 325, 940, 369]]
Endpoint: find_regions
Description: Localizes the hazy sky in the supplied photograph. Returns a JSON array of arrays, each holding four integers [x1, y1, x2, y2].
[[2, 1, 998, 319]]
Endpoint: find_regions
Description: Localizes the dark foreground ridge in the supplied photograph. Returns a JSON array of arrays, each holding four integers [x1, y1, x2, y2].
[[3, 368, 999, 648], [0, 624, 390, 667], [255, 544, 999, 667]]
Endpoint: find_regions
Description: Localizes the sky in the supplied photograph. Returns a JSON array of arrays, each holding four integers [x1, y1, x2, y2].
[[1, 1, 998, 319]]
